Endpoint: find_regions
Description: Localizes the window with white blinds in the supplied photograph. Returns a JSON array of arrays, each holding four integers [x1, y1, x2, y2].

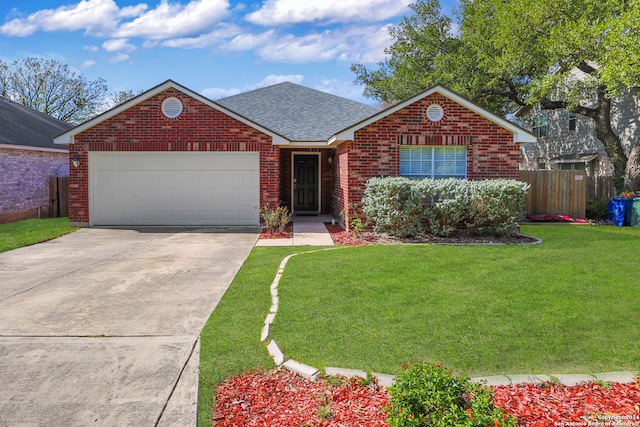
[[400, 146, 467, 179]]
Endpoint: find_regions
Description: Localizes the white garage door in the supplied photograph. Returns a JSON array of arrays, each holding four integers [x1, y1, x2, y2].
[[90, 152, 260, 226]]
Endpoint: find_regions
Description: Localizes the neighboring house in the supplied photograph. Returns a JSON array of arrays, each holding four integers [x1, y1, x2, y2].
[[517, 72, 640, 178], [0, 98, 73, 223], [53, 80, 535, 227]]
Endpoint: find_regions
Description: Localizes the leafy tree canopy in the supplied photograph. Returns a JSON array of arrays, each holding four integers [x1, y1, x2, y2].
[[352, 0, 640, 191], [0, 57, 109, 124]]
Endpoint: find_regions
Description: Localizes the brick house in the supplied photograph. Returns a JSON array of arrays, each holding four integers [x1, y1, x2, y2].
[[53, 80, 535, 227], [0, 98, 73, 223]]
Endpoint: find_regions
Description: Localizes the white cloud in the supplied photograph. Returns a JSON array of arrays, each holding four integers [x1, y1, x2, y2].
[[313, 78, 374, 103], [225, 30, 275, 51], [81, 59, 97, 68], [160, 23, 241, 49], [252, 25, 392, 64], [202, 87, 242, 99], [84, 45, 99, 52], [108, 53, 130, 63], [255, 74, 304, 86], [246, 0, 411, 26], [256, 31, 343, 63], [0, 0, 147, 37], [114, 0, 230, 40], [202, 74, 304, 99], [103, 38, 136, 53]]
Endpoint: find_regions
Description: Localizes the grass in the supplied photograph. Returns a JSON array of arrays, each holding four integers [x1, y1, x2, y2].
[[197, 246, 313, 427], [0, 217, 77, 253], [273, 225, 640, 377], [198, 225, 640, 425]]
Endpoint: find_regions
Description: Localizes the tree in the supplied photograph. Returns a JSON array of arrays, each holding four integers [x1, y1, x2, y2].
[[352, 0, 640, 192], [0, 57, 108, 124], [98, 89, 144, 114]]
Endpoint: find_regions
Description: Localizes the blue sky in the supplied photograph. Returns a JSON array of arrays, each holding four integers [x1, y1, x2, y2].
[[0, 0, 459, 105]]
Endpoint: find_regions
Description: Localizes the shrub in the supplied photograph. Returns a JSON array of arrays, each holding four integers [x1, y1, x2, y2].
[[586, 198, 610, 220], [385, 363, 516, 427], [465, 179, 529, 236], [362, 177, 424, 238], [257, 202, 292, 234], [362, 177, 528, 238]]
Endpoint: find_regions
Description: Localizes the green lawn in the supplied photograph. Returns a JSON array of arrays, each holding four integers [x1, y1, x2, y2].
[[198, 225, 640, 426], [0, 217, 77, 253], [274, 225, 640, 377]]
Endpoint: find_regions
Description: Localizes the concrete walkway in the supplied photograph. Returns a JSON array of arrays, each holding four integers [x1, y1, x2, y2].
[[255, 214, 335, 246], [261, 247, 639, 388]]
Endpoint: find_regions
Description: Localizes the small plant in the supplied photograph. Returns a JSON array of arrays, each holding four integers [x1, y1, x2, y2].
[[340, 203, 367, 235], [586, 198, 610, 220], [257, 202, 293, 234], [385, 363, 516, 427]]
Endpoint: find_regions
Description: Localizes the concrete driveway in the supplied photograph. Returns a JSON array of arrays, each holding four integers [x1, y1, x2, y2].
[[0, 227, 258, 426]]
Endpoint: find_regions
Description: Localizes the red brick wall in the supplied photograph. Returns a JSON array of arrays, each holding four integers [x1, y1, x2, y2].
[[68, 88, 278, 225], [278, 148, 334, 214], [334, 93, 520, 221], [0, 148, 69, 223]]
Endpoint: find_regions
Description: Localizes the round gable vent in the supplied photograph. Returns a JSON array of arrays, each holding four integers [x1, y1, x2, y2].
[[162, 97, 183, 119], [426, 104, 444, 122]]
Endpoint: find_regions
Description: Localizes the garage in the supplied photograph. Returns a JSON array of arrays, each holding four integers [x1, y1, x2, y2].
[[90, 151, 260, 226]]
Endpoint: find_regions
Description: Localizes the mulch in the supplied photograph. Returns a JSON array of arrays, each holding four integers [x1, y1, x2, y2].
[[325, 223, 539, 246], [213, 370, 640, 426]]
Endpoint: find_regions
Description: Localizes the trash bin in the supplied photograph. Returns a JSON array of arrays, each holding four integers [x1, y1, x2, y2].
[[609, 197, 631, 226], [631, 198, 640, 227]]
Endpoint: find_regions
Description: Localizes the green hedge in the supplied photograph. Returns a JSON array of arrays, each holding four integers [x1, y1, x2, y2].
[[361, 177, 529, 237]]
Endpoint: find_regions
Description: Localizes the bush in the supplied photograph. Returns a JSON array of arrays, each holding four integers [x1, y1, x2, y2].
[[361, 177, 424, 238], [257, 202, 292, 234], [385, 363, 516, 427], [586, 198, 610, 220], [362, 177, 528, 238], [465, 179, 529, 236]]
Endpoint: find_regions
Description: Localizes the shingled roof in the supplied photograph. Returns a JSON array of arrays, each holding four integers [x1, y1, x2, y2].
[[216, 82, 379, 142], [0, 98, 72, 150]]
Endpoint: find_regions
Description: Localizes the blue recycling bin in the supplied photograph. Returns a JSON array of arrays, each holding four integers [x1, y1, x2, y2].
[[608, 197, 634, 226]]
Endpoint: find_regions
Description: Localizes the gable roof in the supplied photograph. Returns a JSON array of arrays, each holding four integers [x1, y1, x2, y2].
[[0, 97, 72, 151], [330, 84, 537, 144], [54, 80, 288, 146], [216, 82, 379, 142]]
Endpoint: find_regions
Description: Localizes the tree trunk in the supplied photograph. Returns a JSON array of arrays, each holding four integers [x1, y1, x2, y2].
[[625, 141, 640, 192], [592, 87, 629, 193]]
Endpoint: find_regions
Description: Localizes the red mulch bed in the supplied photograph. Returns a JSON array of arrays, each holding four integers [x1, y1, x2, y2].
[[213, 371, 640, 426], [326, 223, 538, 246], [259, 223, 293, 239], [213, 370, 388, 427]]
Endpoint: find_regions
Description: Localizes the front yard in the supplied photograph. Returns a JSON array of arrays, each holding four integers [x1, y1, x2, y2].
[[198, 225, 640, 426], [0, 217, 76, 253]]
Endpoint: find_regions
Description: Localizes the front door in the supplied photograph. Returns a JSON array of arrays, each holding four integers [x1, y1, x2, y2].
[[293, 154, 319, 212]]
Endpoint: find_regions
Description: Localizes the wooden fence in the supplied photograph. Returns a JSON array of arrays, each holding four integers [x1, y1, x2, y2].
[[586, 175, 614, 203], [519, 171, 587, 218], [49, 176, 69, 218]]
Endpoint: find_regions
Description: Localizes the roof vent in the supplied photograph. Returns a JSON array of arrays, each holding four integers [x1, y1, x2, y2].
[[426, 104, 444, 122], [162, 97, 183, 119]]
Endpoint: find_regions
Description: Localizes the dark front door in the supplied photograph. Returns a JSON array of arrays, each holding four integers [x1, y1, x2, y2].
[[294, 154, 319, 212]]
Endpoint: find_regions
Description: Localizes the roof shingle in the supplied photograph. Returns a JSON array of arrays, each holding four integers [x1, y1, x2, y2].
[[216, 82, 379, 142], [0, 98, 72, 150]]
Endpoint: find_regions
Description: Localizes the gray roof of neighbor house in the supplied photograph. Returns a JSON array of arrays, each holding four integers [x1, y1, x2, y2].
[[216, 82, 380, 142], [0, 97, 72, 150]]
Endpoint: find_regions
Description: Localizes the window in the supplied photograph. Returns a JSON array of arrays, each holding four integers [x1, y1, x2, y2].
[[537, 161, 546, 170], [568, 113, 577, 132], [400, 146, 467, 179], [532, 116, 547, 137], [560, 163, 586, 171]]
